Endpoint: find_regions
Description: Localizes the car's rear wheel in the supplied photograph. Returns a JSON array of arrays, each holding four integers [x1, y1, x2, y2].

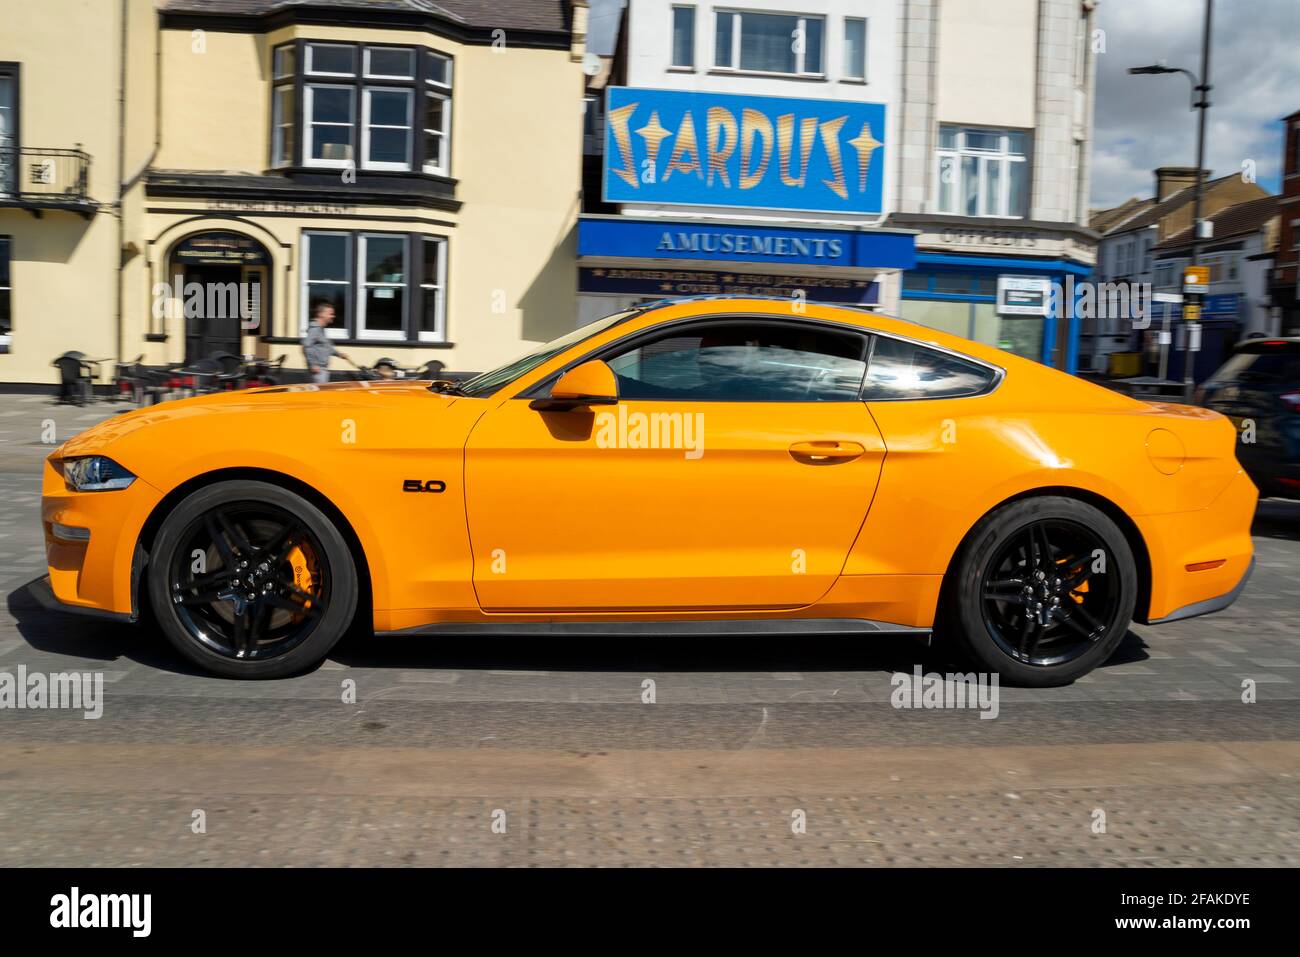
[[147, 480, 357, 679], [947, 496, 1137, 687]]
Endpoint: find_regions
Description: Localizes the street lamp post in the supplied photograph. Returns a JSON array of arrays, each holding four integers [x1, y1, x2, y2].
[[1128, 0, 1214, 401]]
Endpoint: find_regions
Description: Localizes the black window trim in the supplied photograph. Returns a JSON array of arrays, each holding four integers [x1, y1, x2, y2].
[[0, 233, 12, 345], [518, 313, 1006, 403]]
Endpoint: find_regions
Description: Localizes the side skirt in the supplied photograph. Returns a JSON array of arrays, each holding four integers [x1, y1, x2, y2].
[[376, 618, 931, 638]]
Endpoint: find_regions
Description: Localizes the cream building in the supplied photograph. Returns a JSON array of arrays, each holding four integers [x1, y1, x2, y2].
[[0, 0, 589, 386]]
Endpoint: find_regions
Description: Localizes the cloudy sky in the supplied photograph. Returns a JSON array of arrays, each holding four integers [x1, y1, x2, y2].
[[585, 0, 1296, 208]]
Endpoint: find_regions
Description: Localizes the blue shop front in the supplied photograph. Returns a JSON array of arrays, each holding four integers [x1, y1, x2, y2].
[[578, 86, 915, 324]]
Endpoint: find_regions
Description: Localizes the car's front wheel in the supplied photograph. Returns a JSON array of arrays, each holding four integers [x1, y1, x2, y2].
[[147, 480, 358, 679], [947, 496, 1137, 687]]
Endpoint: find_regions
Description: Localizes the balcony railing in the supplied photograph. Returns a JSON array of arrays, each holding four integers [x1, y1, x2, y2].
[[0, 147, 93, 211]]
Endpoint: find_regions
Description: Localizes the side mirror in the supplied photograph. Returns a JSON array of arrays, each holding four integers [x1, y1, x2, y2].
[[529, 359, 618, 411]]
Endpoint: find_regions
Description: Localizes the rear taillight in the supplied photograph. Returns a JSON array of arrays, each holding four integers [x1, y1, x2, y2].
[[1281, 392, 1300, 412]]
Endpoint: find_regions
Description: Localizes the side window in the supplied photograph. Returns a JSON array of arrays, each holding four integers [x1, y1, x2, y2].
[[861, 336, 996, 400], [605, 323, 868, 401]]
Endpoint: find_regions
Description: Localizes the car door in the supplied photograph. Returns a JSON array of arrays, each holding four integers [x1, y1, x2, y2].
[[463, 318, 886, 612]]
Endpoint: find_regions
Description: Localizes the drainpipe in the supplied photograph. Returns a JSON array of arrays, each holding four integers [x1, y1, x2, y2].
[[114, 0, 128, 369]]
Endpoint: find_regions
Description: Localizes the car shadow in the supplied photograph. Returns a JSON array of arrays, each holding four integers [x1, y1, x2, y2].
[[6, 577, 213, 677], [1252, 498, 1300, 541], [9, 575, 1149, 680]]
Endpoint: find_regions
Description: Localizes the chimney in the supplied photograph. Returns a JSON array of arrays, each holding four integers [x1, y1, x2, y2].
[[1154, 166, 1207, 202]]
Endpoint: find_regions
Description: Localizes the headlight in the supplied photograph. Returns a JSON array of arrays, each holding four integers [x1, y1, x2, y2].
[[62, 456, 136, 492]]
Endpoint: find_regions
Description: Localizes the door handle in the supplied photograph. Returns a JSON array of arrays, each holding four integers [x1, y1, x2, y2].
[[789, 440, 866, 463]]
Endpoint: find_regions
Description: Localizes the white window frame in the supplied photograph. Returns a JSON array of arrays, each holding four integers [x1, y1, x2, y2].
[[671, 5, 696, 69], [271, 84, 294, 168], [361, 86, 413, 172], [363, 46, 415, 81], [301, 231, 352, 339], [304, 42, 356, 78], [934, 127, 1029, 219], [272, 45, 295, 81], [842, 17, 867, 81], [357, 233, 408, 342], [304, 83, 356, 169], [419, 236, 448, 343], [424, 54, 453, 176], [713, 9, 826, 77]]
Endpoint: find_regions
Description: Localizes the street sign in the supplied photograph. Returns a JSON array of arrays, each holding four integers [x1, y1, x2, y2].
[[1153, 292, 1183, 304], [1183, 265, 1210, 294], [1183, 303, 1201, 322]]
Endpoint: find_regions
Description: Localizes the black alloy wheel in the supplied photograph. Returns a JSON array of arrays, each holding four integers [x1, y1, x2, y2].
[[148, 481, 358, 679]]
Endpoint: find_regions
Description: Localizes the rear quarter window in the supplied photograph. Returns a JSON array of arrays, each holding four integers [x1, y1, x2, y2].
[[860, 336, 997, 401]]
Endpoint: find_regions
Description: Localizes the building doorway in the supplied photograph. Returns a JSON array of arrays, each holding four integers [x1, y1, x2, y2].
[[167, 231, 271, 364]]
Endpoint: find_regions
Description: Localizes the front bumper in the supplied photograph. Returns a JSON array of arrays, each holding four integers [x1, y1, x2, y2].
[[41, 455, 162, 618], [30, 574, 134, 623]]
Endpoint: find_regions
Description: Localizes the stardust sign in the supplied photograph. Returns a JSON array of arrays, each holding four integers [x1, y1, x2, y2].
[[603, 87, 887, 215]]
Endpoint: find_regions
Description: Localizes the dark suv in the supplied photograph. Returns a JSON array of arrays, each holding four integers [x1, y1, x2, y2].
[[1198, 337, 1300, 499]]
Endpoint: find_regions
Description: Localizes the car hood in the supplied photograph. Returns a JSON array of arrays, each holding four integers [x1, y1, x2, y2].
[[56, 380, 458, 458]]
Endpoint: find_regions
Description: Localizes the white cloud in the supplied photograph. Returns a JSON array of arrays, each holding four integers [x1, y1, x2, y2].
[[1091, 0, 1298, 207]]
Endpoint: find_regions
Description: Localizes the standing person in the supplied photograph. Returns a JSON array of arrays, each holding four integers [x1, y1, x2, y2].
[[302, 303, 350, 385]]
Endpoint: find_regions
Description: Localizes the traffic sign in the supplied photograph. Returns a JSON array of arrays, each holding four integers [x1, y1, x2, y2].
[[1183, 265, 1210, 294]]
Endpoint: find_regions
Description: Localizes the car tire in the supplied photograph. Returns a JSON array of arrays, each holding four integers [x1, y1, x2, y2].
[[946, 496, 1137, 688], [147, 480, 358, 679]]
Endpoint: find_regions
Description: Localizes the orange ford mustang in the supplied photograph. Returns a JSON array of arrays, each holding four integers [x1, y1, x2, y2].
[[39, 298, 1256, 684]]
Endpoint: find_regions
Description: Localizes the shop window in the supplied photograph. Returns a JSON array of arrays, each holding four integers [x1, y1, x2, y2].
[[301, 230, 449, 344], [358, 234, 407, 341], [714, 10, 825, 77], [935, 126, 1030, 218], [419, 237, 447, 342], [302, 232, 352, 338], [274, 41, 452, 174], [671, 6, 696, 68], [861, 336, 997, 401], [1154, 262, 1175, 287], [842, 18, 867, 81], [0, 236, 11, 346]]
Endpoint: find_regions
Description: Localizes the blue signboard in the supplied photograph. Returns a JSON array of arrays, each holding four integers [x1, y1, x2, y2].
[[577, 217, 915, 270], [603, 87, 887, 216]]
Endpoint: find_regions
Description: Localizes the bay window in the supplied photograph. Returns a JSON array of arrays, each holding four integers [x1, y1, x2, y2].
[[273, 41, 453, 175], [301, 230, 449, 344], [714, 10, 825, 77], [423, 52, 452, 175], [936, 126, 1030, 218]]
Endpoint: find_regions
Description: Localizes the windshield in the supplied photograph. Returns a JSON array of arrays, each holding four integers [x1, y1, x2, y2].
[[457, 310, 637, 397]]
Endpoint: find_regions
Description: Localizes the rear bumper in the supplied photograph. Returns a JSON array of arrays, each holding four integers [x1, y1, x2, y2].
[[1146, 555, 1254, 625], [1135, 468, 1257, 624]]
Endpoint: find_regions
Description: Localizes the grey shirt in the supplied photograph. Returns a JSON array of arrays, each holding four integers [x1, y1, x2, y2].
[[302, 322, 338, 369]]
